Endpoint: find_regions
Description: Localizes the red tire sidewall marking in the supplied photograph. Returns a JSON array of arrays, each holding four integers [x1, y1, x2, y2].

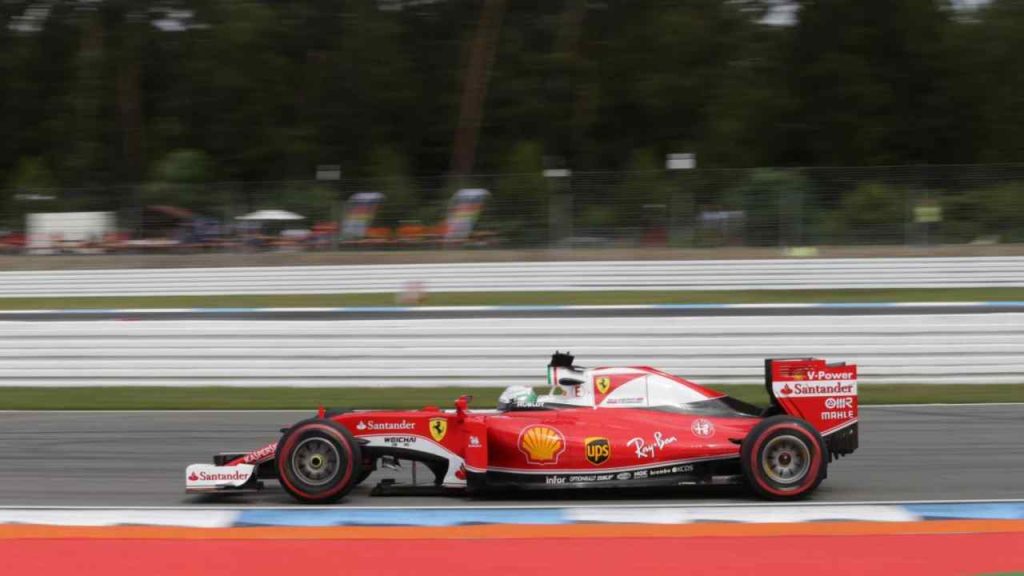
[[278, 423, 355, 501], [748, 422, 822, 497]]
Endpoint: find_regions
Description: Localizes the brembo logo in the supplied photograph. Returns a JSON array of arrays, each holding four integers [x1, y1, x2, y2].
[[189, 470, 248, 482]]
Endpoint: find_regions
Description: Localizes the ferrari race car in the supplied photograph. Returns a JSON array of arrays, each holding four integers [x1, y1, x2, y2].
[[186, 354, 858, 502]]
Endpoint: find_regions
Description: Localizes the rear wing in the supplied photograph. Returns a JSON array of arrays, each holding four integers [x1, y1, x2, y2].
[[765, 358, 858, 459]]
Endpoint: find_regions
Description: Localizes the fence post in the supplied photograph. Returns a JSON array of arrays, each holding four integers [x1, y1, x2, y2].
[[543, 168, 571, 248]]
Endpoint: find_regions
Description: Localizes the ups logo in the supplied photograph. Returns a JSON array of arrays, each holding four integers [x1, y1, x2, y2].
[[584, 437, 610, 465]]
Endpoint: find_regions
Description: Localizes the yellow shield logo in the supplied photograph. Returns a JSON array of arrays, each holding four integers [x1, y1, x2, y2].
[[584, 437, 610, 465], [596, 376, 611, 395], [429, 417, 447, 442], [518, 425, 566, 465]]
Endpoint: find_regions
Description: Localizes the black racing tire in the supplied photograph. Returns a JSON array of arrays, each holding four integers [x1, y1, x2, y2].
[[276, 418, 362, 504], [741, 416, 827, 501]]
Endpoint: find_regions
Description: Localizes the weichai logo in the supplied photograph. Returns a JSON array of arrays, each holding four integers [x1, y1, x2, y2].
[[584, 437, 610, 465]]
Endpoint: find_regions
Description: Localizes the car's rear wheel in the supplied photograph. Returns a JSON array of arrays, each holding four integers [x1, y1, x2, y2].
[[276, 419, 362, 504], [741, 416, 826, 500]]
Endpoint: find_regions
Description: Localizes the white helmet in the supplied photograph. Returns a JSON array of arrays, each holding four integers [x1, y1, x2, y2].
[[497, 385, 538, 411]]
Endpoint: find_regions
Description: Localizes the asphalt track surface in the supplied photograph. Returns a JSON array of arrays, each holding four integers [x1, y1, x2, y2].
[[0, 404, 1021, 507], [4, 303, 1024, 321]]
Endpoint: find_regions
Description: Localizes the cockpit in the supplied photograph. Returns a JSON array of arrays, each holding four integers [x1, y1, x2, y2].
[[497, 351, 762, 417]]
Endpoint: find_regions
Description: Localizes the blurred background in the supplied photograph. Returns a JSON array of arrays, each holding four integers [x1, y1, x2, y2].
[[2, 0, 1023, 255]]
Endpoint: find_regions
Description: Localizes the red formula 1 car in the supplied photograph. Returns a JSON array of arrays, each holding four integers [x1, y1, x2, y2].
[[186, 353, 858, 502]]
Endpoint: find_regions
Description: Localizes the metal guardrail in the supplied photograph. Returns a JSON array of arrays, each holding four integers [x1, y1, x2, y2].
[[1, 313, 1020, 386], [1, 257, 1024, 297]]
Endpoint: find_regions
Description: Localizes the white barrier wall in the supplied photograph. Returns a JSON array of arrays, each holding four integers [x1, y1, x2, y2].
[[1, 257, 1023, 297], [1, 313, 1020, 386]]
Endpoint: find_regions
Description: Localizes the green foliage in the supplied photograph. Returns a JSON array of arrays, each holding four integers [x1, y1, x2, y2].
[[833, 182, 908, 244], [1, 157, 59, 228], [489, 141, 550, 244], [140, 149, 221, 213], [941, 183, 1024, 243], [8, 157, 57, 190], [366, 146, 418, 225], [728, 169, 811, 247], [1, 0, 1024, 244], [974, 184, 1024, 242], [2, 384, 1023, 410], [151, 149, 213, 184]]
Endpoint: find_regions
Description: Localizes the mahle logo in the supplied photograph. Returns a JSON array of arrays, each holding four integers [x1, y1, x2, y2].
[[584, 437, 610, 465]]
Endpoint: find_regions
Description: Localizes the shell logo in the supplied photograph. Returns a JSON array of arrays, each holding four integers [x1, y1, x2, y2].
[[518, 425, 566, 465]]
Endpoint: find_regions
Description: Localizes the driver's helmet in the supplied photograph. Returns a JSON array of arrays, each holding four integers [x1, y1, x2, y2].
[[497, 385, 538, 411]]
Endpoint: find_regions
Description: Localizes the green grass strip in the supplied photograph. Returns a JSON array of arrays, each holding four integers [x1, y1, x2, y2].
[[0, 287, 1023, 310], [2, 384, 1022, 410]]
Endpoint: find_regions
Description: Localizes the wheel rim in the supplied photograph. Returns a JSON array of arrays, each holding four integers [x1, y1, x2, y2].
[[761, 434, 811, 486], [291, 437, 342, 486]]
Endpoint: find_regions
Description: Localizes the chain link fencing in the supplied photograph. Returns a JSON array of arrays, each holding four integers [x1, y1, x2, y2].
[[2, 164, 1024, 252]]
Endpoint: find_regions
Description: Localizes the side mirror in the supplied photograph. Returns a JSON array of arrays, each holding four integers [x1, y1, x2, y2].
[[455, 395, 473, 422], [558, 377, 584, 386]]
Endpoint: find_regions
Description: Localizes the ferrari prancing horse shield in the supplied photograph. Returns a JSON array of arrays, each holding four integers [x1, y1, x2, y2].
[[429, 417, 447, 442], [596, 377, 611, 394]]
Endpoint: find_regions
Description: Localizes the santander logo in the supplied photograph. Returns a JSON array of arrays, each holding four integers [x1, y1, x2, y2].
[[190, 469, 248, 482], [776, 381, 856, 397]]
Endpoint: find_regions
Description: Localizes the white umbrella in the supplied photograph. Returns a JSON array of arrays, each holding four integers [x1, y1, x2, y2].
[[236, 209, 305, 221]]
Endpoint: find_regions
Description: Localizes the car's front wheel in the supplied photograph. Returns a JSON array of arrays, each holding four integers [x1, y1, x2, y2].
[[276, 419, 362, 504], [741, 416, 827, 500]]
